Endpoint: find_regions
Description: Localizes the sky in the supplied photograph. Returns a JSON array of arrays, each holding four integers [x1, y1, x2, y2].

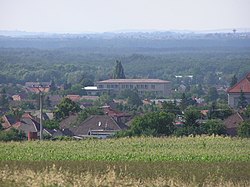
[[0, 0, 250, 33]]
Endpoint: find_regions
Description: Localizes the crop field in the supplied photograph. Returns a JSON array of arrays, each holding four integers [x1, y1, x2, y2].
[[0, 136, 250, 186]]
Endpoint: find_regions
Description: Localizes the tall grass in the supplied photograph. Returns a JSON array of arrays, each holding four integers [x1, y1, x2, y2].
[[0, 164, 249, 187]]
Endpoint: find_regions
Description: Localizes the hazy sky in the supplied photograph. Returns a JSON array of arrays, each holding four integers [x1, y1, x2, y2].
[[0, 0, 250, 33]]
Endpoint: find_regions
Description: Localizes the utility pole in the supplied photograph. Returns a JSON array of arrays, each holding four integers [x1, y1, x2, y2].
[[32, 84, 47, 140]]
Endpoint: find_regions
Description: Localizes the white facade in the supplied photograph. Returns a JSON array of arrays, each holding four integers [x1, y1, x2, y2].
[[96, 79, 171, 97]]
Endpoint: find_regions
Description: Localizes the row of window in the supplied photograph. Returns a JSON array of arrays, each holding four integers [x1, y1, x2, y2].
[[138, 90, 164, 95], [98, 84, 156, 89]]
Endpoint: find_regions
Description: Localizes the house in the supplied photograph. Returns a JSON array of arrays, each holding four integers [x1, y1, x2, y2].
[[74, 115, 128, 138], [59, 114, 128, 138], [25, 82, 51, 93], [81, 95, 99, 101], [48, 95, 63, 106], [2, 112, 59, 139], [223, 112, 244, 136], [227, 73, 250, 108], [96, 79, 171, 97], [12, 94, 27, 101], [102, 106, 131, 123], [59, 113, 79, 136], [66, 95, 81, 102], [2, 114, 40, 137]]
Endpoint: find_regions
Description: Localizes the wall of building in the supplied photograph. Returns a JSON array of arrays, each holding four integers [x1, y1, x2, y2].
[[96, 81, 171, 97], [228, 93, 250, 108]]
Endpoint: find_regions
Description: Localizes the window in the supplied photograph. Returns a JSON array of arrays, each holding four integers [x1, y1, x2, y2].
[[151, 85, 155, 89], [145, 85, 148, 89], [130, 85, 133, 89]]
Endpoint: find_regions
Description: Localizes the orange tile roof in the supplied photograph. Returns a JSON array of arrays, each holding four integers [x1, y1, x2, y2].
[[227, 73, 250, 93]]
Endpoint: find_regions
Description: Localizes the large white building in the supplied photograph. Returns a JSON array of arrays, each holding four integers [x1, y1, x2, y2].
[[95, 79, 171, 97]]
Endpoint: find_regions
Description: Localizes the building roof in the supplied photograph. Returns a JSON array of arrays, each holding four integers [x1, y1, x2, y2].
[[74, 115, 128, 136], [66, 95, 81, 102], [59, 113, 79, 136], [25, 82, 51, 88], [84, 86, 98, 90], [81, 96, 99, 101], [2, 115, 17, 129], [97, 79, 170, 84], [228, 73, 250, 93], [102, 106, 130, 117], [223, 112, 244, 129]]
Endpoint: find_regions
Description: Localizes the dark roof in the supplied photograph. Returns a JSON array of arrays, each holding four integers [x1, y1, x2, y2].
[[2, 115, 17, 129], [59, 114, 79, 136], [228, 73, 250, 93], [19, 118, 40, 132], [48, 95, 63, 102], [103, 106, 131, 117], [74, 115, 128, 136], [223, 112, 244, 129]]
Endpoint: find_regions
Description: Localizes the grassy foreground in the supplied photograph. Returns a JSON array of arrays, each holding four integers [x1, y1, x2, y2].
[[0, 136, 249, 161], [0, 136, 250, 186]]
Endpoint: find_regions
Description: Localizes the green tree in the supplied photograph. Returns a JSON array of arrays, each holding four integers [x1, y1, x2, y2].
[[230, 74, 238, 87], [44, 120, 60, 130], [128, 91, 142, 107], [185, 109, 200, 127], [162, 101, 181, 115], [237, 121, 250, 138], [119, 89, 142, 107], [207, 87, 218, 102], [238, 90, 248, 108], [54, 98, 81, 120], [175, 109, 202, 136], [44, 96, 51, 108], [0, 88, 9, 108], [7, 108, 24, 121], [128, 112, 175, 136], [202, 119, 226, 135], [112, 60, 126, 79], [180, 93, 187, 111], [209, 102, 232, 120], [244, 105, 250, 118]]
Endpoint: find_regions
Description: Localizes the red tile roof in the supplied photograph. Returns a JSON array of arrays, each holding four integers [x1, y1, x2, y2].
[[66, 95, 81, 102], [97, 79, 170, 84], [228, 73, 250, 93]]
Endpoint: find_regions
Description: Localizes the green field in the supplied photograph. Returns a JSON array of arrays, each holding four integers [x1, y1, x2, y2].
[[0, 136, 250, 186], [0, 136, 249, 161]]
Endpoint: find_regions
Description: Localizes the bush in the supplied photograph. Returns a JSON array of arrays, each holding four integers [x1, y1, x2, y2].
[[125, 112, 175, 137], [238, 121, 250, 138], [0, 129, 26, 141], [201, 119, 226, 135]]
